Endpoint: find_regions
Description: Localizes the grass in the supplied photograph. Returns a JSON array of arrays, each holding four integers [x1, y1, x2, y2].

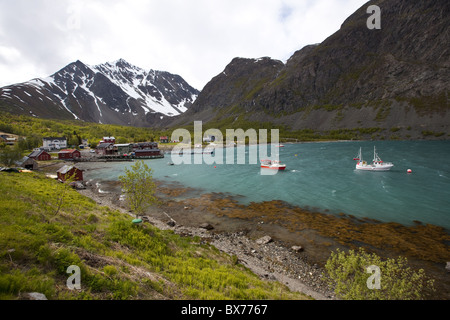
[[0, 172, 308, 300]]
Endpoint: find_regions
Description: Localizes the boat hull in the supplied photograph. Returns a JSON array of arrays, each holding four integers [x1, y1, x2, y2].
[[356, 163, 394, 171], [261, 165, 286, 170]]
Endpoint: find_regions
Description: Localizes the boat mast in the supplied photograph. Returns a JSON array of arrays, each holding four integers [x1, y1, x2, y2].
[[373, 146, 382, 163]]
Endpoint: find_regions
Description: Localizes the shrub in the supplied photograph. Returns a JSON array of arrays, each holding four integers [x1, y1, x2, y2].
[[103, 265, 118, 276], [0, 269, 55, 299], [325, 248, 435, 300]]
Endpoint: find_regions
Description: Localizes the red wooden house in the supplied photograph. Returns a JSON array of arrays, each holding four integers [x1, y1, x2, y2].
[[28, 150, 52, 161], [58, 149, 81, 160], [57, 165, 84, 182], [99, 137, 116, 144]]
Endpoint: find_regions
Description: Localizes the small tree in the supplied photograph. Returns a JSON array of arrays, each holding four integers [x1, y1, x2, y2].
[[0, 145, 22, 167], [119, 161, 156, 218], [48, 171, 78, 223], [325, 248, 435, 300]]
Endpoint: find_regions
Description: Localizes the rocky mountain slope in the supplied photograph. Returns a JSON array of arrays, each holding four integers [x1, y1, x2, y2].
[[174, 0, 449, 139], [0, 59, 199, 126]]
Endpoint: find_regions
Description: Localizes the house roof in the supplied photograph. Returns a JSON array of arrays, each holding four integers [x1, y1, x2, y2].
[[29, 150, 42, 158], [57, 165, 83, 175], [97, 143, 114, 149], [43, 137, 66, 141], [15, 156, 35, 166], [58, 149, 79, 154], [134, 142, 157, 147], [29, 150, 48, 158]]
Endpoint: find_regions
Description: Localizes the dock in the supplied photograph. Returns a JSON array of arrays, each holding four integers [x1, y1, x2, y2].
[[74, 154, 164, 163]]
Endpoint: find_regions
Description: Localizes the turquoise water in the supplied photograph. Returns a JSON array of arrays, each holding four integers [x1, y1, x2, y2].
[[85, 141, 450, 230]]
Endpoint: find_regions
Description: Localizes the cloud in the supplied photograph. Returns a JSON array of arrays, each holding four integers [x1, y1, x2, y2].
[[0, 0, 368, 89]]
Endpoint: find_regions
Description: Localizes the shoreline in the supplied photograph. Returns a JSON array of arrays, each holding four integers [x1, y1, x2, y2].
[[77, 175, 450, 300], [59, 159, 450, 300], [77, 180, 336, 300]]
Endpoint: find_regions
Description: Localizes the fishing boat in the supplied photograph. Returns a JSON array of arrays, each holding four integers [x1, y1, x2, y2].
[[260, 159, 286, 171], [354, 147, 394, 171]]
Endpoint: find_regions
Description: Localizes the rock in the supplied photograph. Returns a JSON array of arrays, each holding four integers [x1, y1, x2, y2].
[[291, 246, 304, 253], [446, 262, 450, 273], [256, 236, 272, 245], [167, 220, 176, 227], [70, 181, 86, 190], [21, 292, 48, 300], [199, 223, 214, 230]]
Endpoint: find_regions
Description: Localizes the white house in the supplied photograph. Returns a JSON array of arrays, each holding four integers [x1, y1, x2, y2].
[[43, 137, 67, 151]]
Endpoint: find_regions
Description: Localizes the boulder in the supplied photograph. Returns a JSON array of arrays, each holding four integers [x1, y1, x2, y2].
[[199, 223, 214, 230], [256, 236, 272, 245], [70, 181, 86, 190], [21, 292, 48, 300], [167, 220, 176, 227], [291, 246, 304, 253]]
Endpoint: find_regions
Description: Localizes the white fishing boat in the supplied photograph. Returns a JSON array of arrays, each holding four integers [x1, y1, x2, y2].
[[260, 159, 286, 171], [354, 147, 394, 171]]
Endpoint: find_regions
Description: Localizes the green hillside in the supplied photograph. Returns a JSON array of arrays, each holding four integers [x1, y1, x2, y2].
[[0, 171, 307, 300]]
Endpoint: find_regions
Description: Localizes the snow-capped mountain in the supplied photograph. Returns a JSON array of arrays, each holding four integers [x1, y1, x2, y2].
[[0, 59, 199, 126]]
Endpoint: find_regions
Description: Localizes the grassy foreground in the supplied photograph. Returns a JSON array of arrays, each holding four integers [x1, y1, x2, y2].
[[0, 172, 308, 300]]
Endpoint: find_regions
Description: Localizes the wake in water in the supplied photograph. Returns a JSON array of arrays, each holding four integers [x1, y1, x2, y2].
[[380, 180, 389, 193], [437, 171, 448, 179]]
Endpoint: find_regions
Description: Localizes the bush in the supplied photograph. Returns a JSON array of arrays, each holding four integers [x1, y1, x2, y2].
[[0, 269, 55, 299], [325, 248, 435, 300], [52, 248, 82, 275]]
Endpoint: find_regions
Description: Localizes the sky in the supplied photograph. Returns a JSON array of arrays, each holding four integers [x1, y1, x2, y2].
[[0, 0, 368, 90]]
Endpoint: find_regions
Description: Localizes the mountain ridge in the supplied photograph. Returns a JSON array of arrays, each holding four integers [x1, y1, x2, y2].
[[0, 58, 199, 126], [1, 0, 449, 140], [172, 0, 449, 139]]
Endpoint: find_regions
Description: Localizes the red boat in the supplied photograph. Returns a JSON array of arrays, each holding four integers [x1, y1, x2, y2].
[[260, 159, 286, 170]]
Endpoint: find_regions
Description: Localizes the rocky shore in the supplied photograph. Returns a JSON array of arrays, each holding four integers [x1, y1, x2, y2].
[[77, 180, 336, 300], [67, 160, 449, 300]]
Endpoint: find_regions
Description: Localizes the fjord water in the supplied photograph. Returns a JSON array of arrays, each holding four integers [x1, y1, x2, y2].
[[87, 141, 450, 230]]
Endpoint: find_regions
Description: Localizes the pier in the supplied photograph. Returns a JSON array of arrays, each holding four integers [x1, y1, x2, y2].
[[74, 154, 164, 163]]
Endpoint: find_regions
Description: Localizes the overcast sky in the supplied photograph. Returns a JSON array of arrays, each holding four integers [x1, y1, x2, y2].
[[0, 0, 367, 90]]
